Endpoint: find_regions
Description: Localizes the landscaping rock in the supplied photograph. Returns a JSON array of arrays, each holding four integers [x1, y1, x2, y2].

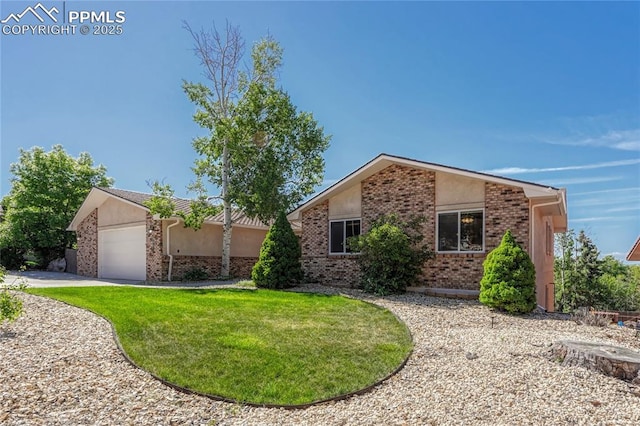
[[2, 287, 640, 425]]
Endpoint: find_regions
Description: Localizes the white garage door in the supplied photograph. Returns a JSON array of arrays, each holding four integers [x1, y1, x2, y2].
[[98, 226, 146, 281]]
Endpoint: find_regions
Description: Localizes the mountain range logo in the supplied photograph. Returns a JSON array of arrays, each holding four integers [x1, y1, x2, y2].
[[1, 3, 59, 24]]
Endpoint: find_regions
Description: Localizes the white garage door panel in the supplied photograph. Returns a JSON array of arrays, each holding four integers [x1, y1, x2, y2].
[[99, 226, 146, 280]]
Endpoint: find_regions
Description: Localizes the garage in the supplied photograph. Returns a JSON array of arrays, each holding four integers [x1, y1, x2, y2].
[[98, 225, 146, 280]]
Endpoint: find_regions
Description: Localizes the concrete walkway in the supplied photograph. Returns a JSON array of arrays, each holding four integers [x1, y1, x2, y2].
[[3, 271, 242, 289]]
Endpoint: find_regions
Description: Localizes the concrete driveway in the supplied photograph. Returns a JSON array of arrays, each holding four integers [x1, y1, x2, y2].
[[3, 271, 136, 288], [3, 270, 242, 289]]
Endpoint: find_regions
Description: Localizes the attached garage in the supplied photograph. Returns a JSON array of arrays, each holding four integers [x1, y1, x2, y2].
[[98, 226, 146, 281], [69, 187, 270, 281]]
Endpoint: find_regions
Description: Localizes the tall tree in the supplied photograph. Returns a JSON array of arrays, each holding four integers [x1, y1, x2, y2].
[[552, 229, 633, 312], [0, 145, 113, 267], [575, 230, 603, 308], [554, 230, 578, 312], [148, 22, 330, 277]]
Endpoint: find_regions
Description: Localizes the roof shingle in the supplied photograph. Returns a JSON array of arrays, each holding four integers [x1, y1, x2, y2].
[[97, 187, 269, 229]]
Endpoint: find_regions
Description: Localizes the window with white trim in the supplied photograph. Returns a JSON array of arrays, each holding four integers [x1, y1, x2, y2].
[[437, 210, 484, 252], [329, 219, 361, 254]]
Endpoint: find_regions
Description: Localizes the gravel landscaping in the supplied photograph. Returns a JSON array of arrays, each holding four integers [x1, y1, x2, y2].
[[2, 285, 640, 425]]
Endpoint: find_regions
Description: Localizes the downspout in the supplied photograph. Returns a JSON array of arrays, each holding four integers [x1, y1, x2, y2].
[[530, 192, 564, 311], [166, 219, 181, 281]]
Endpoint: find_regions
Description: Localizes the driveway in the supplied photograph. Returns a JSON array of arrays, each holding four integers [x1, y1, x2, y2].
[[3, 271, 135, 288], [3, 270, 241, 288]]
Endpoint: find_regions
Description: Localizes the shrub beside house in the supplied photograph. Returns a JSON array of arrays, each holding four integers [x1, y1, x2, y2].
[[288, 154, 567, 312]]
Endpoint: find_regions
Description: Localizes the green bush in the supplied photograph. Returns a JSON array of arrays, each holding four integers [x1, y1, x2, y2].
[[479, 230, 536, 314], [351, 214, 433, 295], [182, 267, 209, 282], [0, 267, 28, 332], [252, 210, 302, 289], [0, 247, 25, 270]]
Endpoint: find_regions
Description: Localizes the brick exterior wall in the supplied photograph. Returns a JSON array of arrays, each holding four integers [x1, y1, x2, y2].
[[300, 165, 532, 291], [161, 256, 258, 281], [361, 165, 436, 230], [485, 183, 529, 252], [77, 208, 98, 278], [300, 200, 361, 286], [146, 214, 164, 281]]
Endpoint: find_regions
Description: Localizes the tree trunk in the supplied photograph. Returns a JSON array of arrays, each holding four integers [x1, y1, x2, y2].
[[550, 340, 640, 384], [221, 140, 232, 278]]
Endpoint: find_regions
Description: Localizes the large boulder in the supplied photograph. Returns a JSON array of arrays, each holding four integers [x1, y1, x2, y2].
[[46, 258, 66, 272]]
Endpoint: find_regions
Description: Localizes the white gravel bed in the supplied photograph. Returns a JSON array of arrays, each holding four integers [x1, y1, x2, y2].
[[2, 286, 640, 425]]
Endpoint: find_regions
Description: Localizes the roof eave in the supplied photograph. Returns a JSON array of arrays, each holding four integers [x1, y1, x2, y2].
[[67, 187, 150, 231], [289, 153, 565, 220]]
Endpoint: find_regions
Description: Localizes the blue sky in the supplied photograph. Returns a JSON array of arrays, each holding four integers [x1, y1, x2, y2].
[[1, 1, 639, 260]]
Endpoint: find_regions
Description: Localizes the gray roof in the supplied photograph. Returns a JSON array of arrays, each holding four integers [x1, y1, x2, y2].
[[98, 187, 193, 214], [97, 187, 270, 229]]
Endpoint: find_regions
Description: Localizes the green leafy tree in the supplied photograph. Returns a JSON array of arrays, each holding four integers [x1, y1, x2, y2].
[[479, 230, 536, 314], [147, 22, 330, 277], [554, 230, 640, 312], [554, 230, 579, 312], [0, 145, 113, 268], [252, 210, 302, 289], [596, 255, 640, 311], [351, 214, 433, 295]]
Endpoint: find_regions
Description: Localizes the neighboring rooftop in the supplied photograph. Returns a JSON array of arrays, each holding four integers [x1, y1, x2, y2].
[[627, 236, 640, 262]]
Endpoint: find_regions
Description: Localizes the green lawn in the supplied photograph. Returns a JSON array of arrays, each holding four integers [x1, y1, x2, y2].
[[27, 286, 412, 405]]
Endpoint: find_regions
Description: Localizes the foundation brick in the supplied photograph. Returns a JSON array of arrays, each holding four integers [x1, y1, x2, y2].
[[161, 256, 258, 281]]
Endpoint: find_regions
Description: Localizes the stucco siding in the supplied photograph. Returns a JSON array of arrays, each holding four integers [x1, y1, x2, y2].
[[435, 172, 484, 209], [165, 222, 219, 256], [328, 184, 362, 220], [163, 222, 266, 258], [98, 197, 146, 227], [531, 203, 556, 310], [230, 227, 268, 257]]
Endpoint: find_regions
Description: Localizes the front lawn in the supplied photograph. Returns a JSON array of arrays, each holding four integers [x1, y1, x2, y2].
[[27, 287, 412, 405]]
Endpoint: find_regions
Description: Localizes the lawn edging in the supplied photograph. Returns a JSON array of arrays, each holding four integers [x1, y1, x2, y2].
[[26, 289, 414, 409]]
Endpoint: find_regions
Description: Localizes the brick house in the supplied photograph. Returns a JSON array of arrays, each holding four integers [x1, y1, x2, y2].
[[288, 154, 568, 311], [67, 187, 269, 282]]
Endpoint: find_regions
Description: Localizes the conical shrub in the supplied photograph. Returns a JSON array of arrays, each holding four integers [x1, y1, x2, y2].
[[252, 210, 303, 289], [479, 230, 536, 314]]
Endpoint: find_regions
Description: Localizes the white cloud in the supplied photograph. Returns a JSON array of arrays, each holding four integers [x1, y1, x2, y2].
[[548, 129, 640, 151], [572, 193, 640, 207], [571, 215, 637, 223], [572, 187, 639, 196], [605, 206, 640, 213], [483, 159, 640, 175], [538, 176, 623, 186]]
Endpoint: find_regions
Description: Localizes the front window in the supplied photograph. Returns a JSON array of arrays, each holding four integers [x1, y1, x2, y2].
[[437, 210, 484, 252], [330, 219, 361, 254]]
